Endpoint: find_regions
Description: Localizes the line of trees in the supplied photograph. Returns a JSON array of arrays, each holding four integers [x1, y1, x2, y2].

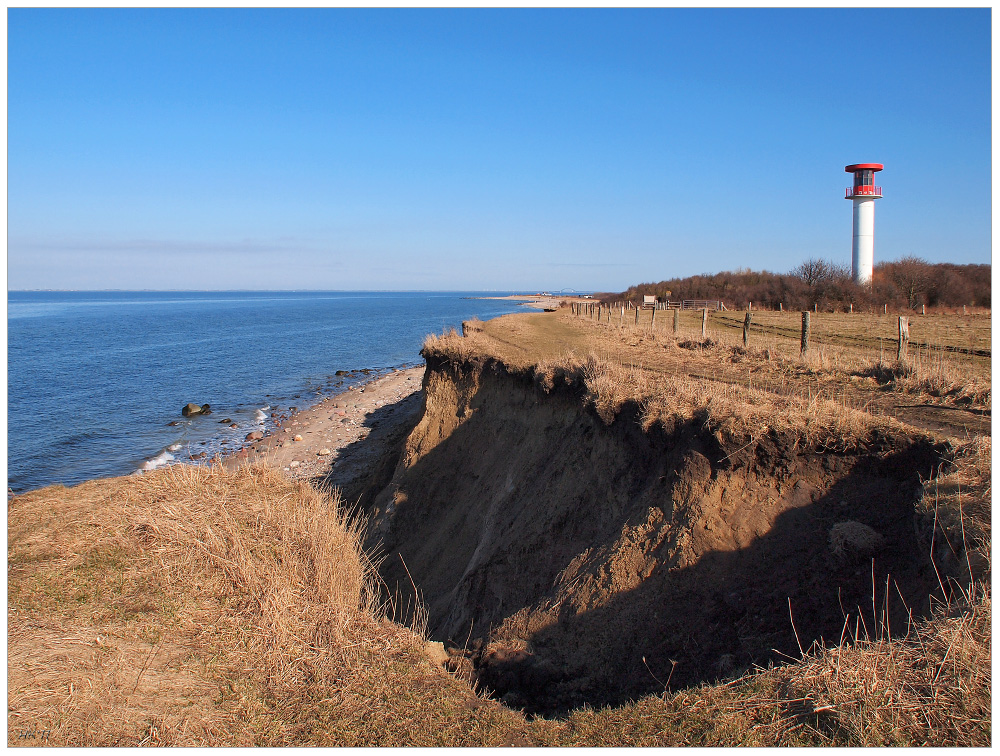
[[601, 258, 990, 312]]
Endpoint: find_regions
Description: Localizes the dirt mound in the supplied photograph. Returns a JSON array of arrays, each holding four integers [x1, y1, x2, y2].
[[364, 352, 950, 716]]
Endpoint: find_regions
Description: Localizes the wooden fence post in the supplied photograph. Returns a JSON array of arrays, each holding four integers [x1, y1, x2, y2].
[[701, 308, 708, 338], [814, 303, 818, 313], [884, 304, 887, 314], [963, 305, 967, 315], [651, 306, 656, 330], [897, 316, 909, 361], [742, 311, 752, 347], [620, 307, 624, 326], [800, 311, 810, 355], [635, 306, 640, 325], [779, 302, 783, 312], [921, 304, 926, 315], [849, 303, 853, 314], [673, 307, 679, 334]]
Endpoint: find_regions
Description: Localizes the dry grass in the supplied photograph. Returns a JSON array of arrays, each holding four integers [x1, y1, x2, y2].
[[7, 463, 526, 746], [544, 585, 990, 747], [8, 463, 375, 744], [575, 306, 991, 411], [530, 344, 913, 450], [422, 327, 492, 366]]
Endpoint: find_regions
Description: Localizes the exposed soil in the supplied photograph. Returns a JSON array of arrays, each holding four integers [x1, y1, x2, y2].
[[364, 353, 951, 716]]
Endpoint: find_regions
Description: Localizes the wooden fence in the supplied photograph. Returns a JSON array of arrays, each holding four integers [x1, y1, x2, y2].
[[568, 302, 990, 364]]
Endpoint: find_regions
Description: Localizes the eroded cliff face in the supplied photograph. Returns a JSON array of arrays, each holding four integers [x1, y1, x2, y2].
[[364, 354, 946, 715]]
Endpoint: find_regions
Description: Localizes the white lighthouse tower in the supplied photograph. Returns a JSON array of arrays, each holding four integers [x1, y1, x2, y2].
[[845, 162, 883, 284]]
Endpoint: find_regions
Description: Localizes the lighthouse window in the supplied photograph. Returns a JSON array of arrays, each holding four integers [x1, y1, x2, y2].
[[855, 170, 873, 187]]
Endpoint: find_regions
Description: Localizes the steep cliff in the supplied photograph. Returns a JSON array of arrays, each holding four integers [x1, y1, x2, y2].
[[365, 347, 947, 714]]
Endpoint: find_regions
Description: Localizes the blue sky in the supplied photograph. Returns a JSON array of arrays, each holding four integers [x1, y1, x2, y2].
[[7, 8, 991, 291]]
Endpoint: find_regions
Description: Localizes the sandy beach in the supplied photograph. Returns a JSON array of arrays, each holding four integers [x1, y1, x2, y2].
[[470, 294, 591, 310], [222, 365, 425, 489]]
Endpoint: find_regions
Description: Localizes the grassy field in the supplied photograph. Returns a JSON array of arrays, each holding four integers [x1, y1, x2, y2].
[[581, 305, 990, 372]]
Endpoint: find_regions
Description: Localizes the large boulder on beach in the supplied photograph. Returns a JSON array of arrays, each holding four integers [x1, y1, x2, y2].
[[182, 403, 211, 417], [245, 431, 264, 441]]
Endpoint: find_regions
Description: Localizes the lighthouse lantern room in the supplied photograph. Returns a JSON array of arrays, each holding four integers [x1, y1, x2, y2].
[[845, 162, 883, 284]]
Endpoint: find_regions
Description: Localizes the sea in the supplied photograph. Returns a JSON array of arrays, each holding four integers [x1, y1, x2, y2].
[[8, 290, 533, 494]]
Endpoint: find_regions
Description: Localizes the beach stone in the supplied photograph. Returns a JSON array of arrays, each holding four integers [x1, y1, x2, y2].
[[245, 431, 264, 441], [219, 418, 232, 424], [336, 370, 348, 376], [293, 435, 303, 442], [182, 403, 209, 417], [289, 461, 300, 468], [166, 421, 181, 426], [230, 424, 239, 429], [318, 448, 331, 456]]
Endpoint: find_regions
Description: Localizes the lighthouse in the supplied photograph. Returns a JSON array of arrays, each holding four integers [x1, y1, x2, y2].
[[845, 162, 883, 284]]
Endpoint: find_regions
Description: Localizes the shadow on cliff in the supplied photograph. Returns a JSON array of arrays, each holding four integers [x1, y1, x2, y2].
[[362, 362, 951, 717], [470, 454, 944, 716], [311, 390, 424, 510]]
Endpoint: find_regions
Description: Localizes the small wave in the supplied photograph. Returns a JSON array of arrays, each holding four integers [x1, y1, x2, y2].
[[255, 409, 267, 422], [167, 443, 182, 452], [260, 405, 271, 411], [140, 450, 175, 471]]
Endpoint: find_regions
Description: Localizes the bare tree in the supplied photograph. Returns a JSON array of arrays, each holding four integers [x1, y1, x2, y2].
[[792, 258, 836, 288], [885, 256, 932, 310]]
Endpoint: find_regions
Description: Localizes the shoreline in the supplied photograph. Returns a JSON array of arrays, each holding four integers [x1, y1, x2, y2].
[[467, 294, 590, 310], [218, 365, 425, 485]]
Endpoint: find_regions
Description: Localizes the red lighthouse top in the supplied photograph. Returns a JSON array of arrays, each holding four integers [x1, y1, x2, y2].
[[845, 162, 883, 199]]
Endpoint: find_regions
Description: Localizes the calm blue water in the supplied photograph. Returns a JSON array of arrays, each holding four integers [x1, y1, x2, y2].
[[8, 291, 529, 493]]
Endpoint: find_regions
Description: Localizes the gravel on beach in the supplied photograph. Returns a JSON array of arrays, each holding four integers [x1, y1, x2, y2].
[[222, 366, 425, 487]]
